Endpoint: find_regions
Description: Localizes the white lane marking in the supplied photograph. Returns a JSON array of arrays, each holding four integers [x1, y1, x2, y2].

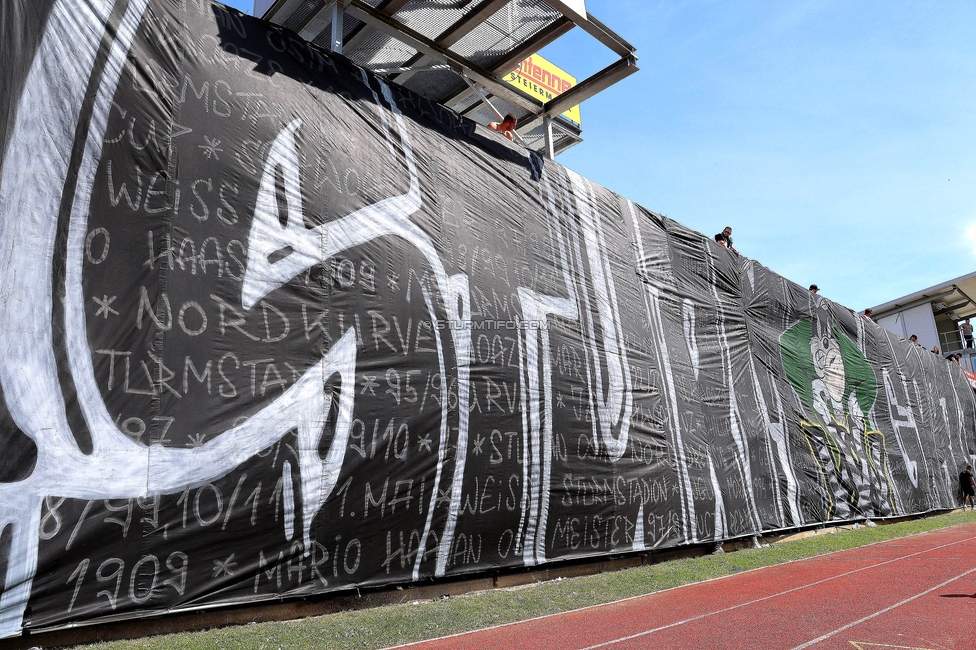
[[578, 534, 975, 649], [383, 529, 976, 650], [790, 567, 976, 649]]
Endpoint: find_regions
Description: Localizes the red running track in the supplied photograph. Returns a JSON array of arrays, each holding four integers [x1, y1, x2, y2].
[[392, 523, 976, 649]]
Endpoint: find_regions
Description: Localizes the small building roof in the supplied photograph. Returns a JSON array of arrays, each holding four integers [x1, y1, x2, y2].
[[870, 270, 976, 322]]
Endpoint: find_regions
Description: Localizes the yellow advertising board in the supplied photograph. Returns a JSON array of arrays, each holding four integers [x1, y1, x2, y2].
[[505, 54, 581, 126]]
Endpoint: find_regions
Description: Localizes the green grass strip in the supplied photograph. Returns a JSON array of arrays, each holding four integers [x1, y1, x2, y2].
[[76, 511, 976, 650]]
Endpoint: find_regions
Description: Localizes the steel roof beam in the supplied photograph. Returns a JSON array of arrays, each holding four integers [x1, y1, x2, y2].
[[933, 300, 973, 317], [439, 0, 511, 48], [390, 0, 510, 84], [261, 0, 308, 24], [339, 0, 411, 52], [546, 1, 635, 57], [293, 0, 331, 36], [436, 15, 573, 111], [261, 0, 637, 158], [483, 15, 574, 78], [516, 54, 637, 134], [871, 288, 958, 320], [345, 0, 543, 112], [544, 54, 637, 115], [371, 63, 452, 74], [554, 133, 581, 154], [952, 285, 976, 316]]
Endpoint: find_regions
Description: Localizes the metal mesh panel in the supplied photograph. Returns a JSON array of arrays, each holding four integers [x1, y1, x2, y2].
[[519, 129, 545, 150], [310, 30, 330, 48], [345, 31, 419, 68], [399, 69, 466, 102], [308, 12, 367, 49], [450, 0, 560, 70], [450, 90, 484, 114], [281, 0, 323, 31], [339, 0, 560, 101], [388, 0, 472, 41], [466, 99, 523, 136], [263, 0, 586, 155], [469, 95, 521, 121], [342, 14, 366, 38], [521, 120, 577, 153], [465, 103, 505, 124]]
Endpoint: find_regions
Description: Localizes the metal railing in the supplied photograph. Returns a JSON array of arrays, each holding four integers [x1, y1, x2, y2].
[[940, 330, 971, 353]]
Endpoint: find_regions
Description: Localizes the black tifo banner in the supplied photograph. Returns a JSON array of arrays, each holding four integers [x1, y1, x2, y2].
[[0, 0, 973, 637]]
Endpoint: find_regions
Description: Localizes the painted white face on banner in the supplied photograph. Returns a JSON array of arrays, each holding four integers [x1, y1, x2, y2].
[[811, 335, 845, 403]]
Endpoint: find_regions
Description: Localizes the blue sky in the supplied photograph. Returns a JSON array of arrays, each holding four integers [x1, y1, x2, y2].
[[224, 0, 976, 312]]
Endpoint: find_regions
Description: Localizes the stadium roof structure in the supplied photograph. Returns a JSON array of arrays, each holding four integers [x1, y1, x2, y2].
[[254, 0, 638, 157], [868, 270, 976, 355], [871, 271, 976, 323]]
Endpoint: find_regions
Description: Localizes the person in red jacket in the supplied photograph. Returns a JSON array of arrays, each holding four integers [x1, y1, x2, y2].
[[961, 465, 976, 509]]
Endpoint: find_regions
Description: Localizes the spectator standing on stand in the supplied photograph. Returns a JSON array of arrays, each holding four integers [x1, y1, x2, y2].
[[960, 318, 974, 348], [714, 227, 737, 253]]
